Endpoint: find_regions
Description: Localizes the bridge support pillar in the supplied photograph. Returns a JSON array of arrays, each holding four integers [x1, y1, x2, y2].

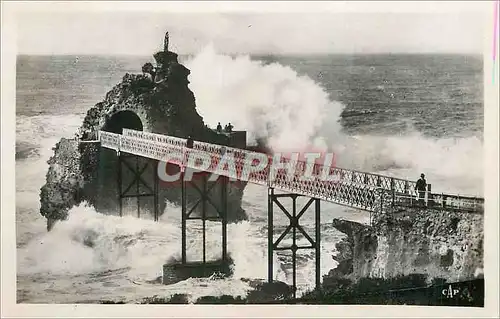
[[180, 170, 229, 267], [267, 188, 321, 299], [116, 152, 159, 220]]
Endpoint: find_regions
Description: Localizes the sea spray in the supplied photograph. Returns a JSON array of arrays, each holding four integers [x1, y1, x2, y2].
[[185, 46, 483, 195], [16, 197, 340, 300], [15, 114, 84, 161], [332, 132, 484, 195], [185, 44, 339, 152]]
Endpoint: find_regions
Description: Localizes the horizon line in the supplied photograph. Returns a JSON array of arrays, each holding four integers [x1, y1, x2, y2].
[[16, 51, 484, 57]]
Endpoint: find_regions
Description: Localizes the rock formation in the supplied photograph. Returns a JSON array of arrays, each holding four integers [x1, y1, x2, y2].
[[40, 34, 249, 229], [324, 206, 484, 288]]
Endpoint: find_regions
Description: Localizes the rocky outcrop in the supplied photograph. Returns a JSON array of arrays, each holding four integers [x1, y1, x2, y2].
[[136, 279, 293, 304], [162, 257, 234, 285], [40, 139, 86, 230], [325, 206, 484, 287], [40, 39, 248, 228]]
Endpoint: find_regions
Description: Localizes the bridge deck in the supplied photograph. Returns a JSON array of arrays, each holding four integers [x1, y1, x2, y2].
[[98, 129, 484, 213]]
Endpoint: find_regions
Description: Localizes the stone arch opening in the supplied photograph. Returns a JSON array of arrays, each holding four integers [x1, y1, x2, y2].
[[102, 110, 143, 134]]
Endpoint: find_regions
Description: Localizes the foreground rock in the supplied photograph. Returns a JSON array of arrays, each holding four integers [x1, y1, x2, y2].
[[40, 36, 249, 228], [327, 207, 483, 285], [97, 205, 485, 306], [135, 279, 294, 304], [309, 205, 484, 306]]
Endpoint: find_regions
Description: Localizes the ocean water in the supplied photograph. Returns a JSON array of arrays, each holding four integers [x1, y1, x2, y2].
[[15, 48, 484, 303]]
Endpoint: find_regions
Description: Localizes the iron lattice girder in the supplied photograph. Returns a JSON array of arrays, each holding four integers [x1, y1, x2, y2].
[[116, 153, 159, 221], [185, 173, 225, 220], [181, 172, 228, 265], [271, 196, 317, 251], [268, 188, 321, 299], [120, 155, 154, 197]]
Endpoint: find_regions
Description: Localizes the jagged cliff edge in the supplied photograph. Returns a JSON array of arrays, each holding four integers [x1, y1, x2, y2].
[[324, 205, 484, 290]]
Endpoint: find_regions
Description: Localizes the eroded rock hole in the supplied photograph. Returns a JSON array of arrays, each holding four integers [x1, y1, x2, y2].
[[102, 110, 143, 134]]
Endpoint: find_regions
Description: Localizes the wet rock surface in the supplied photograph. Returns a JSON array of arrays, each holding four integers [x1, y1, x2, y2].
[[40, 45, 249, 227], [326, 207, 484, 286], [133, 279, 294, 304]]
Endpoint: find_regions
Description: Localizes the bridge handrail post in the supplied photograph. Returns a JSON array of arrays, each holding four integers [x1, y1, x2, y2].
[[266, 156, 270, 187], [179, 145, 185, 172], [425, 184, 431, 207], [117, 134, 122, 155], [409, 188, 413, 207], [266, 155, 274, 188], [390, 178, 395, 206], [378, 187, 384, 221]]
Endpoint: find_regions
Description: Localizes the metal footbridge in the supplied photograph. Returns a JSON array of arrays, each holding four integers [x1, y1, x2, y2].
[[97, 128, 484, 297], [99, 129, 483, 213]]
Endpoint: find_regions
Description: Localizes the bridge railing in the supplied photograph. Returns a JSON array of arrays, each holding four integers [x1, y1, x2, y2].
[[393, 192, 484, 213], [122, 128, 186, 148], [188, 137, 270, 185], [171, 134, 418, 199], [99, 131, 121, 151], [120, 129, 417, 193], [99, 129, 483, 213]]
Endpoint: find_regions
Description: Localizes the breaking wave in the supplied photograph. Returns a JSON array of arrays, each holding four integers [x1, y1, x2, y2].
[[17, 202, 338, 302], [186, 45, 483, 195]]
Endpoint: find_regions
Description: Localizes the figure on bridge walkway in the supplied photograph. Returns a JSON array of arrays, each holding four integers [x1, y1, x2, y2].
[[224, 123, 234, 133], [216, 122, 222, 133], [186, 135, 194, 149], [415, 173, 427, 203]]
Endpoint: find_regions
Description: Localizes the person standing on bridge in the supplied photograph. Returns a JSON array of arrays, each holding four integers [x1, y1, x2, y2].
[[186, 135, 194, 149], [216, 122, 222, 133], [415, 173, 427, 203]]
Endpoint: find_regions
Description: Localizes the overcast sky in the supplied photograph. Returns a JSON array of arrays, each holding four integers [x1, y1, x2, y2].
[[14, 3, 488, 55]]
